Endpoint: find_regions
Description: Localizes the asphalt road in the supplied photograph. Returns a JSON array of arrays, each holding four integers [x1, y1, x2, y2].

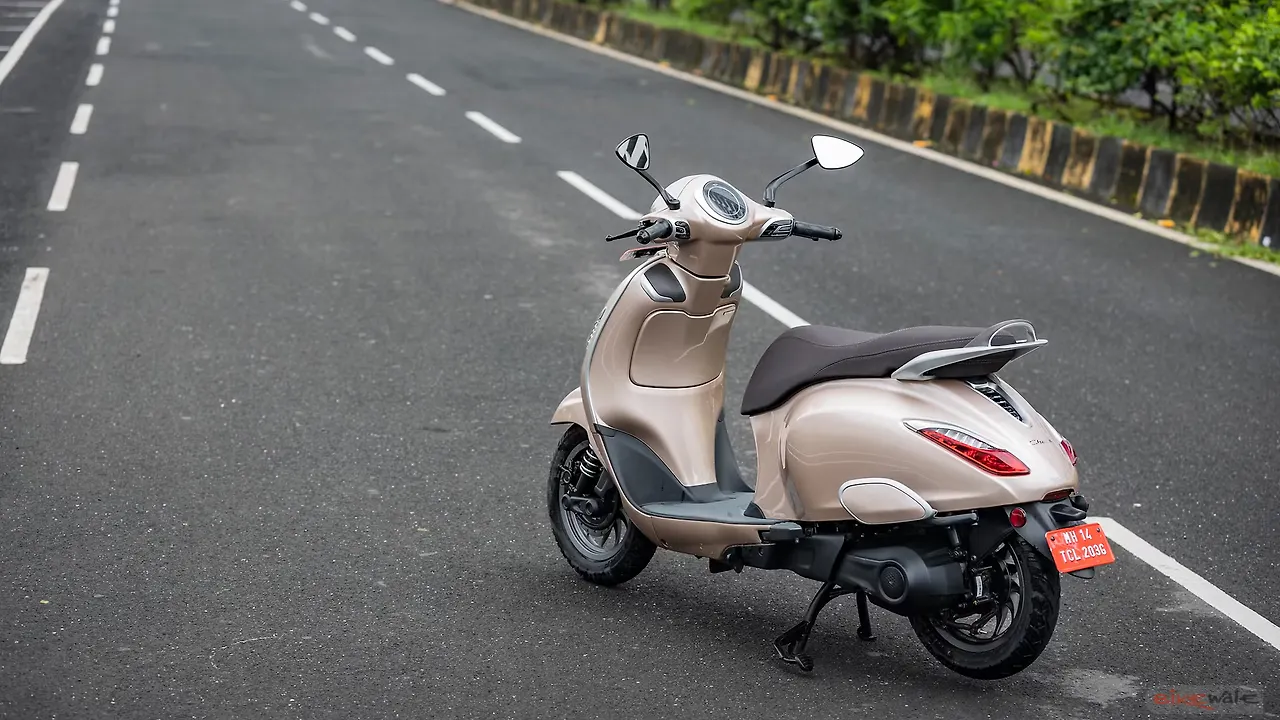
[[0, 0, 1277, 717]]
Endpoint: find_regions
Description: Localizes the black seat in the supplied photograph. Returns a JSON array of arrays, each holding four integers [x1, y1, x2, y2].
[[741, 324, 1003, 415]]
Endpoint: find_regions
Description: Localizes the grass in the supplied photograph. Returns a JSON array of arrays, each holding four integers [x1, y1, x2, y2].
[[1180, 225, 1280, 265], [599, 3, 1280, 178]]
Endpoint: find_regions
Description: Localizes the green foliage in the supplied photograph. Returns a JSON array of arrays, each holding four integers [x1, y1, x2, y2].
[[642, 0, 1280, 157]]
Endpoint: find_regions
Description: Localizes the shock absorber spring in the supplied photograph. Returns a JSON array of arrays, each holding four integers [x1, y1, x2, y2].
[[576, 448, 603, 493]]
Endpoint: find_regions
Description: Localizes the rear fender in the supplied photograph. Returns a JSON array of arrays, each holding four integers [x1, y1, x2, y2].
[[551, 387, 587, 428]]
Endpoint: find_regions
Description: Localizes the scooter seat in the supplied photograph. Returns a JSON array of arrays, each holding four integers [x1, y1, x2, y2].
[[741, 324, 997, 415]]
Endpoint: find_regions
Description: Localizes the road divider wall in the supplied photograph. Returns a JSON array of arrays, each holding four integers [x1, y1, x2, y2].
[[460, 0, 1280, 247]]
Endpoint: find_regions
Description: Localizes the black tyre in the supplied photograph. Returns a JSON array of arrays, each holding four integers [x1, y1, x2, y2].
[[547, 426, 655, 586], [910, 536, 1060, 680]]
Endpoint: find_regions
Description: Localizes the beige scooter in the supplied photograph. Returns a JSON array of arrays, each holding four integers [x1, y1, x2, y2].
[[547, 133, 1115, 679]]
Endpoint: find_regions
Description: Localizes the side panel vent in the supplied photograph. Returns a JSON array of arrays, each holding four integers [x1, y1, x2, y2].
[[969, 382, 1023, 422]]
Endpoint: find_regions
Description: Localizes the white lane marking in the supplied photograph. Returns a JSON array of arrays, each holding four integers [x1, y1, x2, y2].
[[102, 18, 113, 33], [108, 0, 118, 6], [0, 0, 63, 90], [0, 24, 26, 31], [85, 62, 102, 86], [466, 111, 520, 144], [556, 171, 639, 220], [332, 26, 355, 42], [307, 11, 327, 25], [95, 35, 109, 55], [69, 103, 92, 134], [406, 72, 445, 96], [1096, 517, 1280, 653], [450, 0, 1280, 281], [288, 0, 305, 10], [105, 5, 116, 17], [363, 46, 393, 65], [0, 2, 47, 7], [0, 268, 49, 365], [2, 11, 39, 18], [46, 161, 78, 211], [740, 283, 807, 327]]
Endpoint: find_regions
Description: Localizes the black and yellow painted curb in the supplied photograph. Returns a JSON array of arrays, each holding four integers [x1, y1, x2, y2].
[[468, 0, 1280, 247]]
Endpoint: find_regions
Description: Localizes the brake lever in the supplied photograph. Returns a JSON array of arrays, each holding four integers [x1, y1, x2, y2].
[[604, 227, 641, 242]]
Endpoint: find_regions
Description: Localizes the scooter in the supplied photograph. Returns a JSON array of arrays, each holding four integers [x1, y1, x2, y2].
[[546, 132, 1115, 680]]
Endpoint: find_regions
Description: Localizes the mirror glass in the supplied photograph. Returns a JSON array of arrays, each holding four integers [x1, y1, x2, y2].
[[615, 134, 651, 171], [811, 135, 864, 170]]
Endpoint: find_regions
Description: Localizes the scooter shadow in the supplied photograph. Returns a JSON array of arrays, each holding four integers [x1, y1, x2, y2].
[[510, 559, 1036, 695]]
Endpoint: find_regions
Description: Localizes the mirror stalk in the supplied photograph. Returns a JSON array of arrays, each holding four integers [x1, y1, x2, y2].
[[636, 167, 680, 210], [763, 158, 819, 207]]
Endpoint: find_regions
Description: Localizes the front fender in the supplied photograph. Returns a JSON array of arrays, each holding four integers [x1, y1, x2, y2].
[[551, 387, 587, 428]]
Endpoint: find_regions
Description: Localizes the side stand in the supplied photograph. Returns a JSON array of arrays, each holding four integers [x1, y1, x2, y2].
[[773, 581, 876, 671]]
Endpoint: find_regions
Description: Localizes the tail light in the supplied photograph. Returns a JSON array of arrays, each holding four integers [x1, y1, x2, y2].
[[1061, 439, 1077, 465], [914, 426, 1030, 476], [1042, 489, 1074, 502]]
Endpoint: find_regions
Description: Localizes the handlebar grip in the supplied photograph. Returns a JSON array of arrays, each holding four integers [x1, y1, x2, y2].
[[636, 219, 674, 244], [791, 220, 842, 241]]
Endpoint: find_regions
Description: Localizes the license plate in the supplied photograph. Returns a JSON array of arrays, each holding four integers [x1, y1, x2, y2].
[[1045, 522, 1116, 573]]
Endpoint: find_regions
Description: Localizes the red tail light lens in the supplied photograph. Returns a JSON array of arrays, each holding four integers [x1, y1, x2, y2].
[[1061, 439, 1077, 465], [1009, 507, 1027, 527], [1043, 489, 1074, 502], [916, 427, 1030, 476]]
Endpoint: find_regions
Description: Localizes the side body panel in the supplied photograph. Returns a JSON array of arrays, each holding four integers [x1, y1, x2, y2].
[[750, 377, 1078, 522], [583, 255, 741, 492]]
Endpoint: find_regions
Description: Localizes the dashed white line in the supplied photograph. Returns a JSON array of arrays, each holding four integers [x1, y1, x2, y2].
[[0, 2, 47, 8], [85, 62, 103, 86], [102, 18, 114, 33], [0, 268, 50, 365], [406, 72, 445, 96], [69, 103, 93, 134], [105, 5, 117, 17], [95, 35, 109, 55], [363, 46, 393, 65], [46, 161, 78, 212], [2, 11, 38, 18], [288, 0, 306, 10], [1095, 517, 1280, 653], [0, 24, 26, 31], [556, 171, 638, 220], [466, 111, 520, 144], [108, 0, 118, 6], [332, 26, 355, 42], [307, 11, 327, 25], [0, 0, 64, 91]]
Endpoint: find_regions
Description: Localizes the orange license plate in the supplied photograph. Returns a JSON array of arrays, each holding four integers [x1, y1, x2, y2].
[[1045, 522, 1116, 573]]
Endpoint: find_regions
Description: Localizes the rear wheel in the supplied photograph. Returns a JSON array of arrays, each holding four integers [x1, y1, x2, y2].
[[547, 426, 655, 586], [910, 536, 1060, 680]]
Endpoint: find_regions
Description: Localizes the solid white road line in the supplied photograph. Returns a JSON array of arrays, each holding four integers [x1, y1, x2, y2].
[[85, 62, 102, 86], [465, 111, 520, 143], [447, 0, 1280, 281], [69, 103, 92, 134], [0, 268, 49, 365], [95, 35, 109, 55], [333, 26, 355, 42], [363, 46, 393, 65], [105, 5, 116, 17], [102, 18, 113, 33], [556, 171, 639, 220], [289, 0, 306, 11], [308, 11, 327, 25], [46, 161, 78, 211], [406, 72, 445, 97], [1096, 517, 1280, 653], [740, 283, 808, 327], [0, 0, 64, 91]]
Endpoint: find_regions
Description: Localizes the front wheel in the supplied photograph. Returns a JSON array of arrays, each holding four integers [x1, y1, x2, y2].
[[910, 536, 1060, 680], [547, 426, 655, 586]]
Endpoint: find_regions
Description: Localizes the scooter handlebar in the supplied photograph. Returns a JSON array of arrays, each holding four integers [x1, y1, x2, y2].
[[791, 220, 842, 241]]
